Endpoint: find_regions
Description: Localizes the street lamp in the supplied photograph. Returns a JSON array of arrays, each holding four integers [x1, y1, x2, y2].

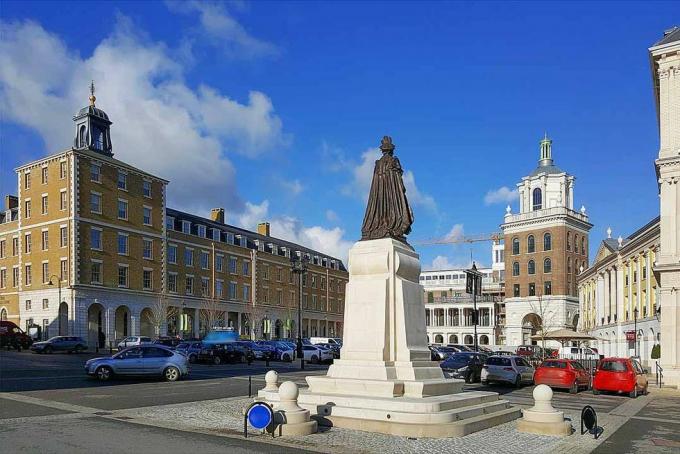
[[48, 275, 63, 335], [290, 253, 308, 370], [181, 301, 187, 340], [633, 307, 639, 357]]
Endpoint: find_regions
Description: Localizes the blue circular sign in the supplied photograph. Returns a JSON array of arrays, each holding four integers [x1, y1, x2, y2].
[[247, 403, 273, 430]]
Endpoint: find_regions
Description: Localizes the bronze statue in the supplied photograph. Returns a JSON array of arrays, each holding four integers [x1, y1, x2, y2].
[[360, 136, 414, 243]]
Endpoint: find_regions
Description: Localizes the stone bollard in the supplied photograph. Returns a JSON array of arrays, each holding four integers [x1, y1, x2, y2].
[[263, 370, 279, 392], [273, 381, 317, 436], [517, 384, 572, 436]]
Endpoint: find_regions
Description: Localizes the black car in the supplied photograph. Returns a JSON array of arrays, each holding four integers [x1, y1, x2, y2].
[[197, 343, 253, 365], [440, 352, 488, 383], [31, 336, 87, 354], [430, 346, 460, 361]]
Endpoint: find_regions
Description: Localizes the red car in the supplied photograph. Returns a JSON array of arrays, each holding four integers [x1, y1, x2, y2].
[[592, 357, 648, 398], [534, 359, 591, 393]]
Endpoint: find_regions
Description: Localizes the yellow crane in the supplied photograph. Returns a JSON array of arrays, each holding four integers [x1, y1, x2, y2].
[[413, 232, 502, 246]]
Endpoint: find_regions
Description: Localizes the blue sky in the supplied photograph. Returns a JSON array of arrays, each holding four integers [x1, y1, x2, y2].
[[0, 1, 674, 268]]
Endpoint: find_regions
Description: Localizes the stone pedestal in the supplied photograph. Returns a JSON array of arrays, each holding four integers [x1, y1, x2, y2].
[[517, 385, 572, 436], [261, 239, 520, 438], [273, 381, 317, 436]]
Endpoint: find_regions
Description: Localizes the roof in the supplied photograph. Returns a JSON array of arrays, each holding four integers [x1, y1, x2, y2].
[[166, 207, 347, 272], [74, 105, 111, 123], [0, 207, 18, 224], [531, 328, 600, 341], [653, 26, 680, 47], [528, 164, 564, 177]]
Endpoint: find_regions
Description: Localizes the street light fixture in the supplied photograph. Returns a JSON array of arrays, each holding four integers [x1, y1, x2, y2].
[[290, 253, 308, 370], [48, 274, 63, 334], [633, 307, 639, 357], [182, 301, 187, 340]]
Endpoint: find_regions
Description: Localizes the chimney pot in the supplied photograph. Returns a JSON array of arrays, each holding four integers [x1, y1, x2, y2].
[[258, 222, 271, 237], [210, 208, 225, 224]]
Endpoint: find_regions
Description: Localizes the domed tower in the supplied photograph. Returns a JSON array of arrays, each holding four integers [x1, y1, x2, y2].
[[73, 81, 113, 156]]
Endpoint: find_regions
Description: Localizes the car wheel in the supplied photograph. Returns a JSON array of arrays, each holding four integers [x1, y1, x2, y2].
[[514, 375, 522, 388], [592, 388, 600, 395], [282, 353, 291, 362], [96, 366, 113, 381], [311, 355, 319, 364], [481, 380, 489, 386], [213, 356, 222, 365], [629, 387, 638, 398], [569, 381, 578, 394], [464, 371, 472, 384], [188, 353, 197, 364], [44, 346, 53, 354], [164, 366, 180, 382], [75, 345, 84, 353]]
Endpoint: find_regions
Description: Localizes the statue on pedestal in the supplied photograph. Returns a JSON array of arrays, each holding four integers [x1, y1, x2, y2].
[[360, 136, 414, 243]]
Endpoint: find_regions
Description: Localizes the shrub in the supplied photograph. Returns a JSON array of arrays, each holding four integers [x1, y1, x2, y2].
[[651, 344, 661, 360]]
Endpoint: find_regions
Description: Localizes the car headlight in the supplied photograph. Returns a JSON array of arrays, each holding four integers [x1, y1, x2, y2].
[[457, 366, 469, 372]]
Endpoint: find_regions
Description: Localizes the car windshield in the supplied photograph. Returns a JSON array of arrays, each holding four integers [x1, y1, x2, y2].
[[46, 336, 63, 342], [487, 357, 511, 366], [442, 354, 474, 366], [541, 361, 567, 369], [600, 360, 628, 372]]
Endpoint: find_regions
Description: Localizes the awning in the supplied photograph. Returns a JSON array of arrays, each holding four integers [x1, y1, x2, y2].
[[531, 328, 600, 342]]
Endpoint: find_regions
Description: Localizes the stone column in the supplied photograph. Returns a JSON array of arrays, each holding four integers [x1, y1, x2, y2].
[[596, 274, 605, 326], [193, 308, 200, 339]]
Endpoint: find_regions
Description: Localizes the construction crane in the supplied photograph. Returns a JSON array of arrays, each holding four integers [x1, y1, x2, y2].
[[414, 232, 503, 246]]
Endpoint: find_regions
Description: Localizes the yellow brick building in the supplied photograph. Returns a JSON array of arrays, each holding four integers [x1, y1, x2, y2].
[[0, 88, 347, 347]]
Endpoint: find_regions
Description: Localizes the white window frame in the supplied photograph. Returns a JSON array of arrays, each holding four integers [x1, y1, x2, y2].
[[143, 205, 152, 226], [117, 171, 128, 191], [90, 191, 102, 214], [117, 198, 128, 220], [117, 263, 129, 288], [60, 189, 67, 211], [90, 227, 103, 251], [143, 238, 153, 260], [143, 180, 152, 198], [91, 260, 103, 285], [143, 268, 153, 291], [117, 232, 129, 256]]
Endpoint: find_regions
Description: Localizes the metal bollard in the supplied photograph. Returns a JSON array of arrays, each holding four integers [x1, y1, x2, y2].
[[248, 375, 252, 397]]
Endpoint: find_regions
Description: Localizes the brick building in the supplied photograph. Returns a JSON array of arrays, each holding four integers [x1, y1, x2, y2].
[[0, 87, 347, 347], [501, 135, 592, 346]]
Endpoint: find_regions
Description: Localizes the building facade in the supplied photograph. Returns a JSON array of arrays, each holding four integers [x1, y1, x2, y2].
[[578, 221, 660, 365], [650, 27, 680, 386], [0, 90, 348, 348], [501, 136, 592, 347], [421, 246, 505, 347]]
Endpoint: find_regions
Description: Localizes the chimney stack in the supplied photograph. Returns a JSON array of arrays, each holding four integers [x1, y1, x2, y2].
[[258, 222, 271, 237], [5, 195, 18, 210], [210, 208, 225, 224]]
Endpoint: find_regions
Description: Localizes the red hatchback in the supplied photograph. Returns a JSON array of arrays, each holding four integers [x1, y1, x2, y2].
[[592, 357, 648, 398], [534, 359, 591, 393]]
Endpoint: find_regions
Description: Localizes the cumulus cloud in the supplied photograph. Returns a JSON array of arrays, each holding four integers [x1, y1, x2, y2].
[[484, 186, 518, 205], [424, 255, 472, 271], [444, 224, 465, 242], [325, 209, 339, 222], [278, 178, 304, 196], [236, 200, 353, 262], [340, 147, 437, 213], [166, 0, 279, 59], [0, 17, 287, 213]]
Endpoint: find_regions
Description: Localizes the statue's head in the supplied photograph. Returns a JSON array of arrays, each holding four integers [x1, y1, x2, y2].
[[380, 136, 395, 155]]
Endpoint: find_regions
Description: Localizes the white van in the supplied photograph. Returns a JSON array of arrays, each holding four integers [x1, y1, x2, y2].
[[558, 346, 599, 360], [309, 337, 342, 346]]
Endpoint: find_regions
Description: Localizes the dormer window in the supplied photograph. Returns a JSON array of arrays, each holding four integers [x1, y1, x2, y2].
[[197, 225, 206, 238], [181, 220, 191, 234], [212, 228, 221, 241]]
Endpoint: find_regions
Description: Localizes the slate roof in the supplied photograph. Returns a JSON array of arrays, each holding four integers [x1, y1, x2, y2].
[[653, 26, 680, 47], [528, 164, 565, 177]]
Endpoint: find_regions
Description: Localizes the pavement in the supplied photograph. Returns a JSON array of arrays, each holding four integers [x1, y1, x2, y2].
[[1, 349, 679, 453]]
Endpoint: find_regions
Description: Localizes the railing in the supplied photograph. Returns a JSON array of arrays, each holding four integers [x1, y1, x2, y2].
[[426, 295, 502, 304], [504, 206, 589, 224], [656, 361, 664, 388], [524, 354, 599, 374]]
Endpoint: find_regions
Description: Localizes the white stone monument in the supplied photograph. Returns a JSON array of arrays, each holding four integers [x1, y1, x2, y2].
[[260, 238, 520, 437]]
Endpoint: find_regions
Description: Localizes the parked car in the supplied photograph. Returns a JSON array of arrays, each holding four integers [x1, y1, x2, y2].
[[153, 337, 182, 349], [440, 352, 488, 383], [309, 337, 342, 346], [430, 345, 460, 361], [270, 341, 297, 361], [316, 342, 341, 359], [197, 343, 252, 365], [516, 345, 546, 359], [85, 345, 188, 382], [592, 357, 648, 398], [447, 344, 473, 352], [30, 336, 87, 354], [175, 341, 203, 363], [314, 344, 336, 362], [300, 345, 330, 363], [534, 359, 591, 393], [0, 320, 33, 350], [558, 346, 600, 361], [117, 336, 152, 350], [481, 355, 535, 387], [234, 341, 269, 360]]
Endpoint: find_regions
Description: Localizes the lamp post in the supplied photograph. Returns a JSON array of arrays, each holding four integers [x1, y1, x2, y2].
[[181, 301, 187, 340], [48, 275, 63, 336], [633, 307, 639, 357], [290, 254, 308, 370]]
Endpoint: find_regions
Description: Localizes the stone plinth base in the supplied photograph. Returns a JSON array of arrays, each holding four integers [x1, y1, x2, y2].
[[517, 418, 572, 436], [517, 385, 572, 436]]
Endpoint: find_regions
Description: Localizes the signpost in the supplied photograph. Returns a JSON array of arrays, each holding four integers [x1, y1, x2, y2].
[[465, 262, 482, 352], [244, 401, 274, 438]]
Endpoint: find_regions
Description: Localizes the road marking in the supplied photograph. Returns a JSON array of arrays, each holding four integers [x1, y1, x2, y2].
[[0, 392, 102, 413], [631, 415, 680, 425]]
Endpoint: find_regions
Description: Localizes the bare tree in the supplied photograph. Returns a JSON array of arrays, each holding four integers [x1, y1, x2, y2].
[[199, 296, 224, 335], [147, 294, 179, 337], [529, 290, 560, 359]]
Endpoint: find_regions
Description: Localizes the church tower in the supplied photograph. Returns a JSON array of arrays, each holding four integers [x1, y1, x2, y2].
[[73, 81, 113, 156], [650, 26, 680, 387], [501, 136, 592, 346]]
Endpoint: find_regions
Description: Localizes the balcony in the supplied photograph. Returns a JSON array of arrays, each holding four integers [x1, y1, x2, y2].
[[426, 295, 503, 304], [503, 206, 589, 225]]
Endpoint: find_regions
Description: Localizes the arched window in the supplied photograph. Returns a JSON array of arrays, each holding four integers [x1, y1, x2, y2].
[[0, 308, 6, 321], [532, 188, 542, 211], [544, 232, 552, 251], [544, 258, 552, 273], [528, 260, 535, 275], [79, 125, 87, 147], [574, 235, 579, 254], [567, 232, 572, 251], [92, 126, 104, 150], [512, 238, 520, 255], [575, 260, 579, 274], [581, 238, 586, 255], [512, 262, 520, 276], [527, 235, 535, 253], [567, 257, 572, 274]]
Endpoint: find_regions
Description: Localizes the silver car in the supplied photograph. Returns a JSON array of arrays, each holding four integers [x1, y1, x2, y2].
[[481, 355, 535, 387], [85, 345, 189, 382]]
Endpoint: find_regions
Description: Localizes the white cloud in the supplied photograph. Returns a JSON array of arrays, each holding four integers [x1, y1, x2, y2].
[[341, 147, 437, 213], [484, 186, 518, 205], [0, 17, 287, 214], [425, 255, 472, 271], [236, 200, 353, 262], [444, 224, 465, 242], [325, 209, 339, 222], [278, 178, 304, 196], [166, 0, 279, 59]]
